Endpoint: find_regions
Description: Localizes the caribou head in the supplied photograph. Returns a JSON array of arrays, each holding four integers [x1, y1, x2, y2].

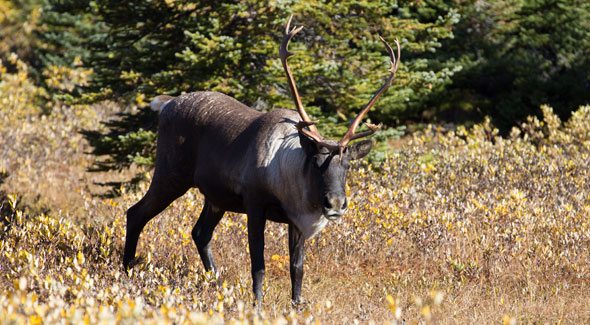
[[279, 15, 401, 220]]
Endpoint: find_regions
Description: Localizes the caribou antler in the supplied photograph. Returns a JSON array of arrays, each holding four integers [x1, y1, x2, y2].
[[281, 15, 341, 150], [280, 15, 319, 135], [281, 16, 401, 153], [338, 36, 401, 148]]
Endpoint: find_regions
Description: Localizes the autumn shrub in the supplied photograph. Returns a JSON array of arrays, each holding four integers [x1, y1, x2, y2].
[[0, 54, 43, 118], [0, 55, 107, 213], [1, 102, 590, 323], [1, 59, 589, 322]]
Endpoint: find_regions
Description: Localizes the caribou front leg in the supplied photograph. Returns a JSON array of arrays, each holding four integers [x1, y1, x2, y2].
[[288, 223, 306, 305], [247, 210, 267, 306]]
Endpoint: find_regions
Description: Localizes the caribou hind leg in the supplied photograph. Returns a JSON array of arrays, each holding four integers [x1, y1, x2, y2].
[[192, 200, 225, 274], [123, 176, 189, 269]]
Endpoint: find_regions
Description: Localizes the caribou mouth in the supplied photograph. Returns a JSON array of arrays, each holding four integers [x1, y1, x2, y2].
[[325, 211, 345, 221]]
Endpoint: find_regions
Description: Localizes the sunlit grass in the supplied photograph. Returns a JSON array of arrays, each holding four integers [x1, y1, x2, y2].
[[1, 57, 589, 323]]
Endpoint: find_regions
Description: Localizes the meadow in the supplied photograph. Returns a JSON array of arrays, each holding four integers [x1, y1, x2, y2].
[[1, 56, 590, 323]]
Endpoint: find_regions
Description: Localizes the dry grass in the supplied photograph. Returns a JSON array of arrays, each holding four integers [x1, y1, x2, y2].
[[1, 58, 589, 323]]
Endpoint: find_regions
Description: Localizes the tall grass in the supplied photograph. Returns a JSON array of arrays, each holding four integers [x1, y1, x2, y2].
[[1, 57, 589, 323]]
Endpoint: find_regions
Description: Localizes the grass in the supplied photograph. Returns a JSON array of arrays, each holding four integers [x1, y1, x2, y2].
[[1, 59, 589, 322]]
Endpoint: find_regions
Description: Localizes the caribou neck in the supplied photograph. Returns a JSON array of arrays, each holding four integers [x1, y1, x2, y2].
[[255, 123, 326, 238]]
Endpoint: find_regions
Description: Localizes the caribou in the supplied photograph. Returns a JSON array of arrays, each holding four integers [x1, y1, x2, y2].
[[123, 16, 401, 305]]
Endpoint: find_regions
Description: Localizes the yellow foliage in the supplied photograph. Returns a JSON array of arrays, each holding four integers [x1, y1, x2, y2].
[[43, 60, 92, 92], [0, 54, 42, 118], [1, 66, 590, 322]]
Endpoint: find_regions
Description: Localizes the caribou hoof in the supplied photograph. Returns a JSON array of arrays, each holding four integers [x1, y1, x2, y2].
[[123, 256, 143, 270], [291, 298, 308, 311]]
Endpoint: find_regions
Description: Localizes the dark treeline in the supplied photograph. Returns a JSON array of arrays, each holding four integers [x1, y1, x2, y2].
[[2, 0, 589, 177]]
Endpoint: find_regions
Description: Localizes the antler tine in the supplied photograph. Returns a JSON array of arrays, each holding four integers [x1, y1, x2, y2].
[[347, 123, 383, 142], [339, 36, 401, 148], [280, 15, 319, 134]]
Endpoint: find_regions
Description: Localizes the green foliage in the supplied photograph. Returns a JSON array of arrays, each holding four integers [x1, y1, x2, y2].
[[433, 0, 590, 130], [32, 0, 99, 102], [82, 0, 458, 116], [68, 0, 459, 177], [35, 0, 98, 67], [4, 0, 590, 193], [0, 0, 97, 105]]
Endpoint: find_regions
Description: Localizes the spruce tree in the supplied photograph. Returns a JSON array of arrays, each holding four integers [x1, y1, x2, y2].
[[433, 0, 590, 130], [76, 0, 459, 181]]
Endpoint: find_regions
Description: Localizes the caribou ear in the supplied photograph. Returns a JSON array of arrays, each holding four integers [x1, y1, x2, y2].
[[349, 139, 373, 160], [298, 131, 319, 156]]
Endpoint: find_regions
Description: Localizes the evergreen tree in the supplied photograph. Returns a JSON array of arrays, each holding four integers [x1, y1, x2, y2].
[[35, 0, 100, 68], [500, 0, 590, 123], [433, 0, 590, 130], [75, 0, 460, 184], [14, 0, 590, 195]]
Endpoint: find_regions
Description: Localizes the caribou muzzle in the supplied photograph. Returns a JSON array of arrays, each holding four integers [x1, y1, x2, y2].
[[323, 193, 348, 220]]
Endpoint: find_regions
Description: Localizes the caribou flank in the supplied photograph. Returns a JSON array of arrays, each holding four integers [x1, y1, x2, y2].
[[123, 16, 401, 305]]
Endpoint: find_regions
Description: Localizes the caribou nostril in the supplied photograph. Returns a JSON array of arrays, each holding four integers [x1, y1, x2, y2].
[[341, 198, 348, 210], [323, 196, 332, 209]]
